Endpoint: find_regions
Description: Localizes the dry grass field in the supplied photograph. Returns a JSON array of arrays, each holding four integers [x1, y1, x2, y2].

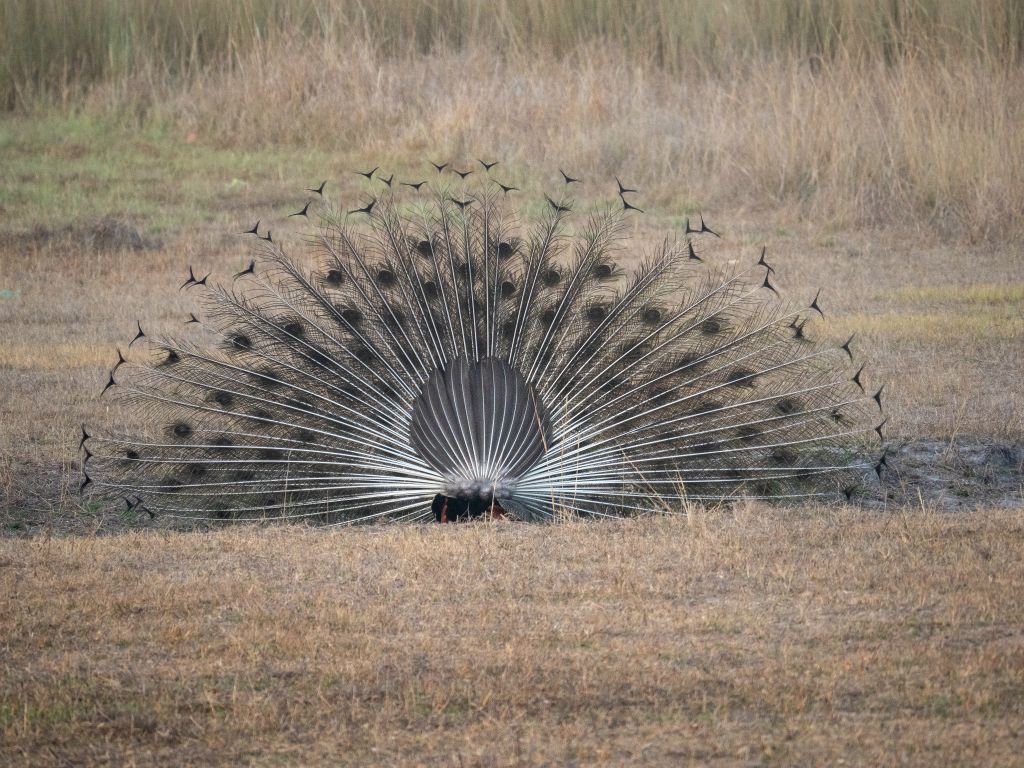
[[4, 511, 1024, 766], [1, 0, 1023, 764]]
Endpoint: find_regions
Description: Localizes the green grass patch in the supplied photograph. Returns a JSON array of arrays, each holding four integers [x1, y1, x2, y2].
[[0, 114, 345, 235], [837, 309, 1023, 342]]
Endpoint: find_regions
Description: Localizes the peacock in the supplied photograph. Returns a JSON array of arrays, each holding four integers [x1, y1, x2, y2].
[[80, 164, 886, 524]]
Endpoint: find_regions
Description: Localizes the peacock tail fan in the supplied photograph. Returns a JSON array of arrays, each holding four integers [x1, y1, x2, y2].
[[82, 180, 885, 524]]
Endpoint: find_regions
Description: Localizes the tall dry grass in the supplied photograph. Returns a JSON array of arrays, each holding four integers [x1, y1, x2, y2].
[[2, 0, 1022, 108], [2, 0, 1021, 239], [6, 0, 1024, 105], [157, 43, 1022, 239]]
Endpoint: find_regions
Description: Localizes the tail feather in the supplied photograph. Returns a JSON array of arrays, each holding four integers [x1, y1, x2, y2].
[[85, 177, 882, 523]]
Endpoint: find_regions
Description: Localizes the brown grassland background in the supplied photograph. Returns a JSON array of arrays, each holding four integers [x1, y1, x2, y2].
[[1, 0, 1022, 764]]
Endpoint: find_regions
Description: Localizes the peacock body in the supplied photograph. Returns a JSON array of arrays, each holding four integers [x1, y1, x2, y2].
[[82, 168, 884, 523]]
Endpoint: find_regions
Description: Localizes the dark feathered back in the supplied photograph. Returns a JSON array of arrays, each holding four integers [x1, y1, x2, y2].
[[410, 356, 551, 501]]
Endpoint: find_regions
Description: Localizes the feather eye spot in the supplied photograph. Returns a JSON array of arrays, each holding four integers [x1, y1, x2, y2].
[[230, 333, 252, 351], [283, 321, 305, 337], [775, 398, 802, 415], [542, 268, 561, 287], [125, 449, 140, 460], [700, 318, 723, 335], [340, 308, 363, 326], [675, 353, 701, 370], [422, 280, 439, 299], [793, 468, 816, 483], [253, 368, 281, 388], [648, 388, 671, 406], [210, 390, 234, 408], [471, 296, 487, 319], [376, 268, 397, 287], [212, 436, 234, 448], [325, 269, 345, 286], [620, 345, 646, 365], [539, 308, 557, 327], [578, 338, 603, 358], [593, 263, 614, 280], [642, 307, 663, 325], [354, 346, 376, 364], [599, 375, 627, 394], [586, 304, 608, 323], [170, 422, 192, 439], [383, 309, 407, 330], [688, 400, 722, 416], [736, 425, 762, 442], [771, 446, 798, 465], [308, 349, 332, 368], [161, 477, 183, 492], [725, 368, 756, 387], [289, 489, 316, 505], [184, 463, 207, 480], [159, 349, 180, 366], [497, 241, 515, 259], [500, 280, 517, 298], [415, 240, 432, 257]]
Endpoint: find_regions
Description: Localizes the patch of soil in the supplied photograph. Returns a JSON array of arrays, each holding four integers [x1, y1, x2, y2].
[[873, 439, 1023, 511]]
